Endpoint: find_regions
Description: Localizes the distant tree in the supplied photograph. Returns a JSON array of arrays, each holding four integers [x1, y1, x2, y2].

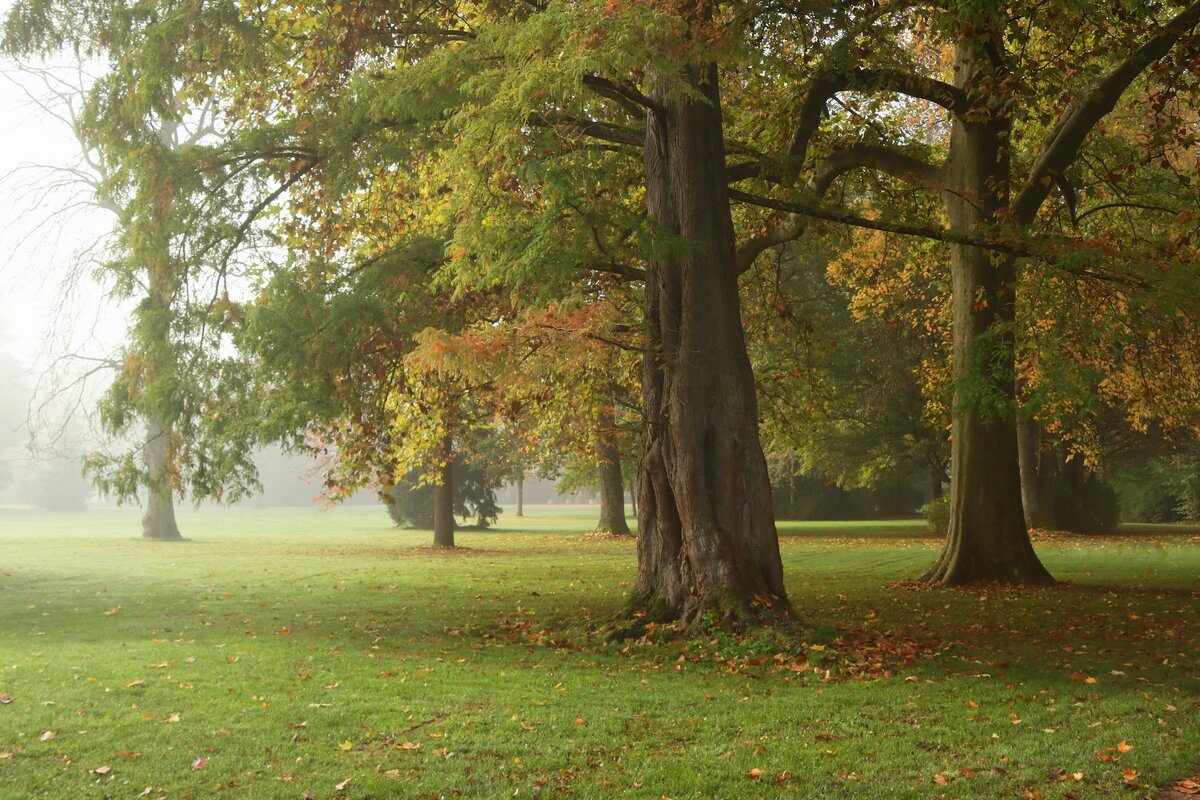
[[3, 7, 263, 538], [384, 456, 500, 531]]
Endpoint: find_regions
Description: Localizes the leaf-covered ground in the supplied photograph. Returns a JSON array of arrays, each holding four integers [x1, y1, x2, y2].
[[0, 506, 1196, 799]]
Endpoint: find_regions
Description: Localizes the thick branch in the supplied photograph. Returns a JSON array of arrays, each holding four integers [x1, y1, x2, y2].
[[1013, 0, 1200, 224], [729, 187, 1025, 255], [581, 261, 646, 282], [582, 74, 663, 117], [527, 113, 644, 147], [729, 188, 1150, 289], [785, 67, 968, 179], [735, 143, 944, 272]]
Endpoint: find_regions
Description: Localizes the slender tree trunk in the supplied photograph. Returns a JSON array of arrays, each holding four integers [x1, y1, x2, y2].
[[141, 414, 181, 540], [596, 401, 631, 536], [1017, 412, 1052, 529], [433, 441, 455, 548], [515, 473, 524, 517], [633, 34, 790, 623], [923, 37, 1052, 585], [628, 477, 637, 517]]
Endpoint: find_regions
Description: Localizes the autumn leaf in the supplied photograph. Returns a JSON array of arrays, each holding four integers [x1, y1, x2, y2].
[[38, 730, 55, 742], [166, 713, 181, 724], [335, 778, 351, 791], [0, 694, 11, 704], [191, 757, 208, 770], [338, 740, 353, 751], [396, 741, 421, 750], [1116, 741, 1134, 753], [126, 679, 145, 688], [92, 765, 112, 775], [747, 768, 765, 780]]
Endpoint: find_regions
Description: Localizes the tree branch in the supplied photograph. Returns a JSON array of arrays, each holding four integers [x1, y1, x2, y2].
[[735, 143, 944, 272], [582, 74, 663, 117], [1013, 0, 1200, 224]]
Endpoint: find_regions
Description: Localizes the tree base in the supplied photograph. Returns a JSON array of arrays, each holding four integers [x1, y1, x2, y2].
[[921, 551, 1055, 586]]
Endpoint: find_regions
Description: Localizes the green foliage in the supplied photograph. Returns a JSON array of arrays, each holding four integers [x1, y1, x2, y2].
[[1109, 450, 1200, 523], [1052, 476, 1121, 533], [921, 494, 951, 535], [383, 457, 501, 530]]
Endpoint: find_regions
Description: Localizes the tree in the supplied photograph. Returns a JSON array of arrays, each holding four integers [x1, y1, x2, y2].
[[3, 2, 264, 538], [724, 1, 1200, 584]]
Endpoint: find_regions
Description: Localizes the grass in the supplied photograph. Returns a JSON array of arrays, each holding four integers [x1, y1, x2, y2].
[[0, 504, 1197, 799]]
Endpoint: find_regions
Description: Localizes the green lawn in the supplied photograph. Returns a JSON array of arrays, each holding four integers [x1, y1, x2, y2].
[[0, 505, 1197, 799]]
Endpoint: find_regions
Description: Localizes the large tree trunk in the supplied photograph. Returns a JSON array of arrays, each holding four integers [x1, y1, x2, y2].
[[433, 443, 455, 548], [141, 414, 181, 540], [633, 40, 790, 624], [924, 38, 1052, 585], [595, 404, 631, 536]]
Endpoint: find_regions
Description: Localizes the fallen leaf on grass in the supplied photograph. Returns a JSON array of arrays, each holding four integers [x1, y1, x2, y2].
[[747, 768, 765, 780], [39, 731, 55, 741], [338, 740, 353, 751], [396, 741, 421, 750], [0, 752, 14, 759], [1116, 741, 1134, 753], [191, 757, 208, 771], [125, 679, 145, 688], [92, 765, 111, 775], [1, 694, 13, 704], [1121, 769, 1138, 780], [1173, 779, 1200, 795], [335, 778, 351, 791], [384, 769, 402, 778], [166, 713, 180, 724]]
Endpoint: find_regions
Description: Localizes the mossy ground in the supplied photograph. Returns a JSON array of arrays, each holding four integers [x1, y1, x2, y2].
[[0, 505, 1196, 799]]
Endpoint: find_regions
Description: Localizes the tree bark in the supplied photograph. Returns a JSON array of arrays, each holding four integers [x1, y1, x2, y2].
[[923, 36, 1052, 585], [595, 401, 631, 536], [141, 414, 181, 540], [515, 473, 524, 517], [633, 30, 791, 624], [1017, 412, 1053, 529], [432, 442, 455, 548]]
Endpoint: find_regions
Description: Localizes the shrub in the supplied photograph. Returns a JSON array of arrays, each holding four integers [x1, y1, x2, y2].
[[921, 495, 950, 535]]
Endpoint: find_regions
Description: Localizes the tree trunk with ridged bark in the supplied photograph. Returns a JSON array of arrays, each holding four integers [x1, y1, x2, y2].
[[923, 37, 1052, 585], [633, 40, 791, 624]]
